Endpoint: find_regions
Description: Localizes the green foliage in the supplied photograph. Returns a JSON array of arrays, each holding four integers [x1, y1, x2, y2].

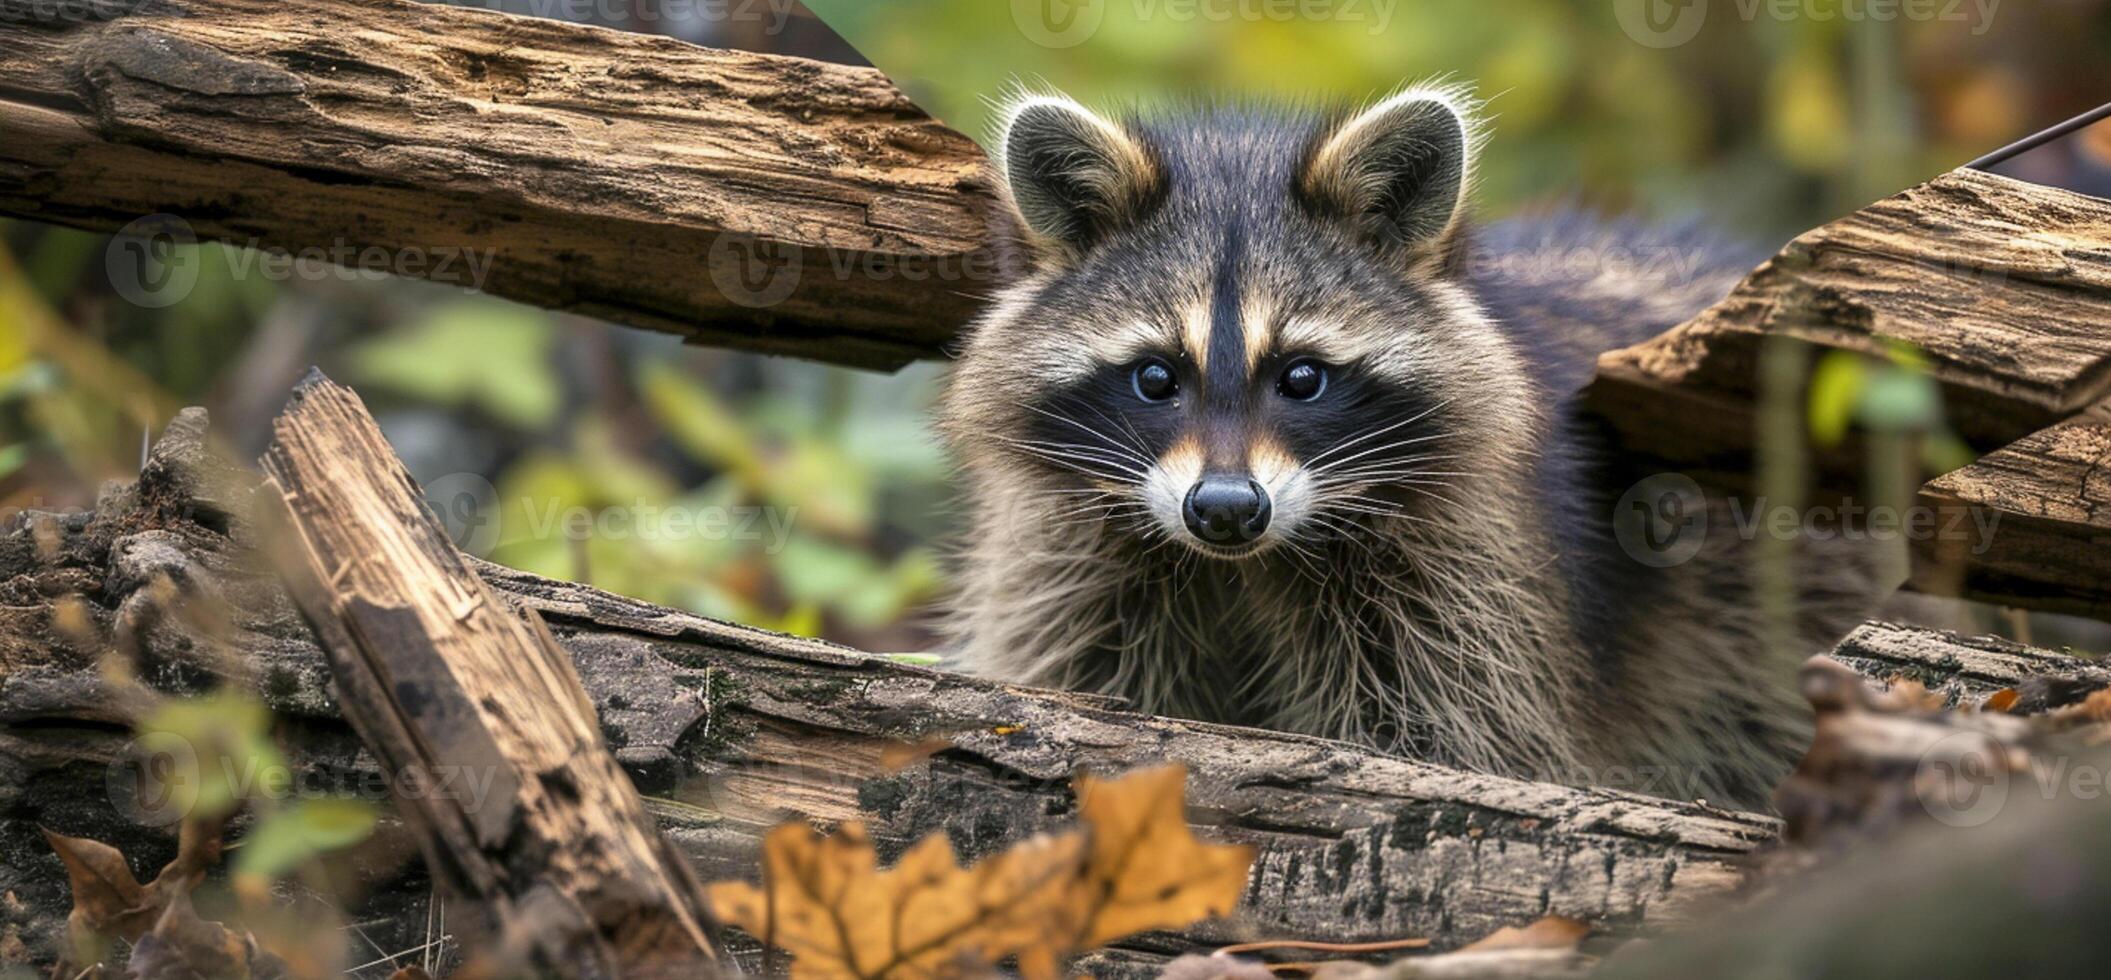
[[135, 692, 289, 821], [804, 0, 2100, 237], [233, 798, 379, 880], [351, 299, 562, 430]]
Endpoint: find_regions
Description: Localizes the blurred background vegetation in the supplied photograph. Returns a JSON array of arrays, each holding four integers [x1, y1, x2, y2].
[[2, 0, 2107, 652]]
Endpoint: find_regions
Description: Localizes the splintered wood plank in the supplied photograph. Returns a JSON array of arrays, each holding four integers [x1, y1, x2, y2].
[[1911, 404, 2111, 619], [260, 373, 724, 976], [1586, 168, 2111, 471], [0, 0, 998, 369]]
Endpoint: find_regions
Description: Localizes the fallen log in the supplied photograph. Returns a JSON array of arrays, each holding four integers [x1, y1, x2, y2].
[[1585, 167, 2111, 472], [259, 373, 725, 976], [0, 0, 998, 370], [1, 397, 1780, 975], [1910, 402, 2111, 621], [1824, 619, 2111, 704]]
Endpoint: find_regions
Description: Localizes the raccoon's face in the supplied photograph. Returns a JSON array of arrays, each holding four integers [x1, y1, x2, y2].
[[946, 86, 1535, 560]]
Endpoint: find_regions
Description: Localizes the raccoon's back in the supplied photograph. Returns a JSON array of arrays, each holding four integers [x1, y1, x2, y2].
[[1463, 210, 1764, 397]]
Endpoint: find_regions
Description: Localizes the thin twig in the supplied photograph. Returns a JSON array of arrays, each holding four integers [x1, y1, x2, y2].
[[1216, 936, 1432, 957]]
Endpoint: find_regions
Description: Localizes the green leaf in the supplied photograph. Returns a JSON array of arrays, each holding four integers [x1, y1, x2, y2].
[[234, 798, 378, 879], [637, 361, 767, 490], [1858, 370, 1944, 432], [136, 692, 287, 819], [771, 535, 882, 606], [0, 442, 29, 480], [1806, 351, 1866, 447], [350, 299, 559, 430]]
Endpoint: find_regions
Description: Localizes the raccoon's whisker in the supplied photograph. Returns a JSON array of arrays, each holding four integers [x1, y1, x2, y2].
[[1321, 467, 1472, 481], [1017, 447, 1148, 481], [1306, 511, 1387, 550], [1338, 482, 1467, 512], [1301, 399, 1452, 470], [1074, 402, 1155, 460], [1312, 472, 1464, 489], [1323, 497, 1440, 527], [1309, 452, 1461, 477], [1307, 437, 1454, 476], [999, 438, 1153, 481], [1022, 404, 1153, 465], [1277, 546, 1328, 588]]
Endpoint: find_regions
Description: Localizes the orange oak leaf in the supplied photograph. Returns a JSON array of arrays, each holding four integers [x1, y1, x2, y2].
[[707, 765, 1254, 980], [1070, 766, 1254, 949], [709, 821, 1087, 979]]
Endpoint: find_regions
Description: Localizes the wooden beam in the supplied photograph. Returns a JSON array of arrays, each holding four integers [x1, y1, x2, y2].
[[0, 0, 998, 369], [1584, 168, 2111, 477], [260, 374, 725, 976], [1910, 403, 2111, 619]]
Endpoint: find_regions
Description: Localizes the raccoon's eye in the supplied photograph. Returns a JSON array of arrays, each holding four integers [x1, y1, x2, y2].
[[1132, 359, 1179, 402], [1277, 360, 1328, 401]]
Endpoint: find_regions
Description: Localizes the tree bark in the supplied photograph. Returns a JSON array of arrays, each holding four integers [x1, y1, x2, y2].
[[258, 372, 725, 977], [0, 0, 998, 370]]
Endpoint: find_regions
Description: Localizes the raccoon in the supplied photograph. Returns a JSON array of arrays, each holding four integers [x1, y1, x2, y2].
[[938, 85, 1880, 809]]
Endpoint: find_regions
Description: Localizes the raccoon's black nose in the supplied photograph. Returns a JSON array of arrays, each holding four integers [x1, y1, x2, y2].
[[1183, 477, 1271, 547]]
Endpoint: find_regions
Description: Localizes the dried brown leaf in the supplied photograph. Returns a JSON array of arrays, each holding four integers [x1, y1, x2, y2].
[[710, 821, 1086, 979], [43, 816, 227, 971], [1458, 915, 1589, 953], [709, 765, 1254, 980], [128, 892, 248, 980], [1071, 766, 1254, 949], [42, 827, 154, 942]]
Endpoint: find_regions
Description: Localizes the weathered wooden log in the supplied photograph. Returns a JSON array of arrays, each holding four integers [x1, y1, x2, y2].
[[1, 400, 1787, 976], [0, 0, 998, 370], [1910, 403, 2111, 621], [1585, 168, 2111, 470], [259, 373, 724, 977], [1824, 618, 2111, 704]]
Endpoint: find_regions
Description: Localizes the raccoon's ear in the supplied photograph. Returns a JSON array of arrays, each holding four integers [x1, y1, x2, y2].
[[995, 94, 1161, 259], [1300, 86, 1481, 266]]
